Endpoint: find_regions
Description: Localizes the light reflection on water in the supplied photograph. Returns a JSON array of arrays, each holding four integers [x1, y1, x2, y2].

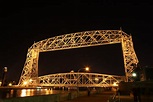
[[0, 88, 65, 99], [20, 89, 33, 97], [20, 89, 26, 97], [19, 88, 56, 97]]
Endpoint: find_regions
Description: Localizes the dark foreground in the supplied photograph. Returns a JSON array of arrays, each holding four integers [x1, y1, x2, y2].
[[63, 91, 153, 102], [1, 88, 153, 102]]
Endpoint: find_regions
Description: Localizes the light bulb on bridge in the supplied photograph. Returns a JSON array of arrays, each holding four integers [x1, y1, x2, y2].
[[29, 79, 32, 82], [70, 70, 74, 73], [113, 82, 118, 86], [95, 77, 99, 81], [23, 81, 28, 85]]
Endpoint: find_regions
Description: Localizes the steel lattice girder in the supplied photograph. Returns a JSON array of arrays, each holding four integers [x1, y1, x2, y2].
[[29, 73, 125, 87], [18, 30, 138, 86]]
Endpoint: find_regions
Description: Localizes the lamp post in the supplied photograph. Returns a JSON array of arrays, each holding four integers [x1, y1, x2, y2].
[[77, 67, 90, 97], [2, 67, 7, 86]]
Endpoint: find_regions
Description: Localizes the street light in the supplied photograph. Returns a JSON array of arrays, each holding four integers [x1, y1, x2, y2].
[[85, 67, 89, 71], [132, 72, 137, 77], [77, 67, 90, 73], [77, 67, 90, 97], [2, 67, 8, 86]]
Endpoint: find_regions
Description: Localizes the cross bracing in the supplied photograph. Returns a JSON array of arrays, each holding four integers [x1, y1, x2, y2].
[[28, 73, 125, 87], [18, 30, 138, 86]]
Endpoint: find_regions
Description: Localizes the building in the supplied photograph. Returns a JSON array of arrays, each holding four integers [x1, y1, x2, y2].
[[140, 67, 153, 81]]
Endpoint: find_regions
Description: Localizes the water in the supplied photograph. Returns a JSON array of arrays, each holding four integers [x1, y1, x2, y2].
[[0, 88, 66, 99]]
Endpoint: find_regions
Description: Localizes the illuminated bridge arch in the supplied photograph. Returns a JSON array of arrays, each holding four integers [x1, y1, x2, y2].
[[32, 73, 125, 87], [18, 30, 138, 86]]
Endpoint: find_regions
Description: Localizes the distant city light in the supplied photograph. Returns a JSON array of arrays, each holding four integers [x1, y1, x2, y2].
[[8, 83, 12, 86]]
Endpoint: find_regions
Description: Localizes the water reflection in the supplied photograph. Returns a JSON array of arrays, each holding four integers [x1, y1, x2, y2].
[[19, 88, 55, 97], [0, 88, 64, 99], [20, 89, 32, 97]]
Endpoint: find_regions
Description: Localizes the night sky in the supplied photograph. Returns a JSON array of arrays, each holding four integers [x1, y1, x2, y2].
[[0, 1, 153, 83]]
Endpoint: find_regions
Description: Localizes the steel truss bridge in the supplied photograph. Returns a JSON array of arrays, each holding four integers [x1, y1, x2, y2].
[[18, 30, 138, 87], [33, 73, 125, 87]]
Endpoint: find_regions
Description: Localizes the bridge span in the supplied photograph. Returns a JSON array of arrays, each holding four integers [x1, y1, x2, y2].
[[24, 72, 125, 87], [18, 30, 138, 87]]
